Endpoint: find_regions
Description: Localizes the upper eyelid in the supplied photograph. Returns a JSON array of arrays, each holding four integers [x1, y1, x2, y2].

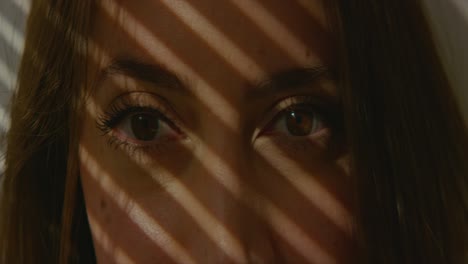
[[110, 106, 169, 126], [105, 91, 173, 114], [266, 95, 334, 121]]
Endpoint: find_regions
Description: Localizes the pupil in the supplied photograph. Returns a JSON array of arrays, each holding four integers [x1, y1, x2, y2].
[[131, 114, 159, 141], [286, 110, 313, 136]]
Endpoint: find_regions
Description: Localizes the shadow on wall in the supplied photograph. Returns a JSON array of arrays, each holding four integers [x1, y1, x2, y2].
[[423, 0, 468, 124], [0, 0, 31, 174]]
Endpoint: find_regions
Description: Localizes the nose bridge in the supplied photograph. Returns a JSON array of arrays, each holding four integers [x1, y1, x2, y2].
[[186, 116, 280, 263], [194, 115, 250, 203], [198, 108, 250, 177]]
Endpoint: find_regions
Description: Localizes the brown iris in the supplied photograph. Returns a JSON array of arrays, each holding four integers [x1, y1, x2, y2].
[[285, 110, 315, 136], [130, 113, 160, 141]]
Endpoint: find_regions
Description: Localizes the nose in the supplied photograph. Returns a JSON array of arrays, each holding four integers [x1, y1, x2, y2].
[[183, 123, 281, 263]]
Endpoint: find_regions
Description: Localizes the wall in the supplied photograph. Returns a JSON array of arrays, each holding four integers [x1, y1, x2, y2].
[[423, 0, 468, 125], [0, 0, 30, 174]]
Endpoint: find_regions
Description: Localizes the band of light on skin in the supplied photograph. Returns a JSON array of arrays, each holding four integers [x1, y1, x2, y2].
[[228, 0, 319, 66], [100, 0, 240, 131], [258, 143, 352, 233], [87, 213, 137, 264], [152, 168, 247, 264], [262, 196, 336, 264], [12, 0, 32, 15], [79, 146, 197, 264], [192, 140, 336, 264], [159, 0, 265, 83], [0, 14, 25, 55]]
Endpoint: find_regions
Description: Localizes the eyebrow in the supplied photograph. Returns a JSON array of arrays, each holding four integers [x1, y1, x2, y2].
[[98, 57, 333, 99], [247, 66, 334, 101], [97, 57, 186, 94]]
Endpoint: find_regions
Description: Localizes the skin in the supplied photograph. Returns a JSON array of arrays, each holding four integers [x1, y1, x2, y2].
[[79, 0, 355, 263]]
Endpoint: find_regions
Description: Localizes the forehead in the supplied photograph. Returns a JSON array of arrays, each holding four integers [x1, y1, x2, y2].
[[90, 0, 333, 90]]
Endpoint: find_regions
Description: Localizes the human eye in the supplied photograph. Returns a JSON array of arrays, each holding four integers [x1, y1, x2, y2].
[[257, 95, 342, 149], [96, 93, 185, 153], [264, 104, 325, 138]]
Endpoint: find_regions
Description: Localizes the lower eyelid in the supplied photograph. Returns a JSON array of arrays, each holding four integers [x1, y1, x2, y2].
[[265, 125, 330, 140], [107, 126, 181, 151], [114, 120, 182, 145], [106, 135, 168, 162], [272, 128, 331, 149]]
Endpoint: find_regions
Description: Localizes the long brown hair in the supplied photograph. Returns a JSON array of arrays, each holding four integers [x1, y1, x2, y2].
[[330, 1, 468, 263], [0, 0, 93, 263], [1, 0, 467, 263]]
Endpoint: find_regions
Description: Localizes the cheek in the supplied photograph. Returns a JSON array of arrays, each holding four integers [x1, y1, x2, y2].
[[78, 130, 190, 264], [79, 135, 229, 263], [80, 162, 163, 263], [80, 158, 205, 263], [254, 138, 354, 222], [252, 140, 355, 261]]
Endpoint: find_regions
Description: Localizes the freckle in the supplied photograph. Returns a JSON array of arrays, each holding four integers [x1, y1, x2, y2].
[[100, 199, 107, 210]]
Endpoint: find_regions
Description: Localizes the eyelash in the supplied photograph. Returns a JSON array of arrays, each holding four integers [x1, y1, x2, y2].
[[96, 95, 342, 154], [265, 95, 341, 133]]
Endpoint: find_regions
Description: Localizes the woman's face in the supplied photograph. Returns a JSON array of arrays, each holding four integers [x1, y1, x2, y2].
[[79, 0, 355, 263]]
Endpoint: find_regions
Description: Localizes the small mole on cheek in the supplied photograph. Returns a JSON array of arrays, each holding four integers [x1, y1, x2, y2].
[[99, 199, 112, 225], [100, 199, 107, 210]]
